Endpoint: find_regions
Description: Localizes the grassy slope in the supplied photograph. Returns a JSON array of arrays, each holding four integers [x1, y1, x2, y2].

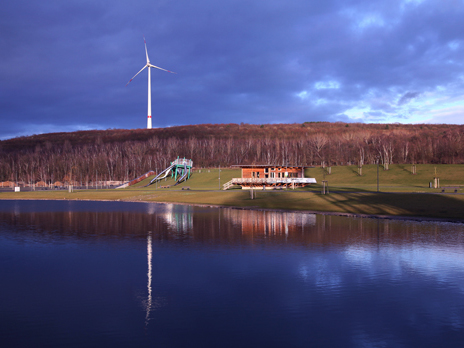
[[304, 164, 464, 192], [130, 168, 240, 190], [2, 165, 464, 221]]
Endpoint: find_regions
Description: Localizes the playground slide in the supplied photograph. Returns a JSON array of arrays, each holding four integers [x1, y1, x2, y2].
[[173, 164, 188, 186], [147, 163, 175, 186], [115, 170, 155, 189]]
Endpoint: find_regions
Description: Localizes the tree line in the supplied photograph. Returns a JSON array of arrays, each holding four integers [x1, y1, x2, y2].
[[0, 122, 462, 185]]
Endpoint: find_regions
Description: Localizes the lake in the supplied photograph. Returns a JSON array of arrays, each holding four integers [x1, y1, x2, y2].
[[1, 200, 464, 347]]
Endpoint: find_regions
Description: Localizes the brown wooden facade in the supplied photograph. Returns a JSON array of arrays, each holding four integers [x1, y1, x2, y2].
[[235, 165, 305, 179], [223, 165, 316, 190]]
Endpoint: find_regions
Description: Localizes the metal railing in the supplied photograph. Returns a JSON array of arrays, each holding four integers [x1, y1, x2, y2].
[[230, 178, 316, 184], [172, 158, 193, 167]]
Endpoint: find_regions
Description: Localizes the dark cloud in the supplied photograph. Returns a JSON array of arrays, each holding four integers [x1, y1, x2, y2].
[[398, 91, 421, 105], [1, 0, 464, 139]]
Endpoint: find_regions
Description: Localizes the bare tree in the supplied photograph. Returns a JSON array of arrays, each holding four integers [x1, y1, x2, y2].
[[309, 133, 328, 163]]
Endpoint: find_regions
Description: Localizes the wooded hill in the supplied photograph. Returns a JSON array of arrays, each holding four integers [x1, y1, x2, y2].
[[0, 122, 463, 184]]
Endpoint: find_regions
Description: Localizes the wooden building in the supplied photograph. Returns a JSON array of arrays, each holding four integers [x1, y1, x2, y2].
[[238, 165, 304, 179], [223, 165, 316, 190]]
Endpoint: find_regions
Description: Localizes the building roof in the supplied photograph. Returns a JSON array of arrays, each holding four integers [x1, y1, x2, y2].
[[231, 165, 312, 168]]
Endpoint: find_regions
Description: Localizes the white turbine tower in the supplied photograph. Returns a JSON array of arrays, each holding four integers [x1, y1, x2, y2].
[[126, 37, 175, 129]]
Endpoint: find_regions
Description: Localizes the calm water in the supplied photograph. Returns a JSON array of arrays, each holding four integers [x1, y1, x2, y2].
[[1, 200, 464, 347]]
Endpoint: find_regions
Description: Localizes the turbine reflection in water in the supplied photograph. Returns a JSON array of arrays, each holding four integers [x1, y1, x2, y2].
[[145, 231, 152, 326], [142, 230, 167, 327], [1, 200, 464, 347]]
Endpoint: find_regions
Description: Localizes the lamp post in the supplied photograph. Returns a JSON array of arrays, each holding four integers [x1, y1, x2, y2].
[[377, 157, 380, 193]]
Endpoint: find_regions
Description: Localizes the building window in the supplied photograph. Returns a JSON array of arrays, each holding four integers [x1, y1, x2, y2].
[[264, 168, 269, 173]]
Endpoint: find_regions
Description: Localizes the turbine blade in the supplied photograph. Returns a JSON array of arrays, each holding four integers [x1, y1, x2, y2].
[[148, 64, 176, 74], [143, 36, 150, 63], [126, 65, 147, 86]]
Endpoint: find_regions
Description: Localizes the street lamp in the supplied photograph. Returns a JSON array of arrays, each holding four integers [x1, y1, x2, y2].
[[376, 157, 380, 193]]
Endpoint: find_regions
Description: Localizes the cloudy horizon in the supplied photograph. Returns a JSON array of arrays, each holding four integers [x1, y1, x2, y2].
[[1, 0, 464, 140]]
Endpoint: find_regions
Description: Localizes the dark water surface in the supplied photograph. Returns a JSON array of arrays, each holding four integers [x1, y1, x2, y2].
[[1, 200, 464, 347]]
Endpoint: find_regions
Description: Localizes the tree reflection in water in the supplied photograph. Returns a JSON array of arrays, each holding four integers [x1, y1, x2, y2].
[[1, 200, 464, 347]]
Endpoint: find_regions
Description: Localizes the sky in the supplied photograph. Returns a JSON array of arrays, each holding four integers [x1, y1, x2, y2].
[[1, 0, 464, 140]]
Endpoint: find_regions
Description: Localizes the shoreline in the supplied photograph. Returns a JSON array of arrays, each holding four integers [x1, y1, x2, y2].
[[2, 197, 463, 224]]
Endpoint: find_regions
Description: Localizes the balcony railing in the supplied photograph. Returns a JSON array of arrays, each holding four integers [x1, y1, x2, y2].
[[230, 178, 316, 184]]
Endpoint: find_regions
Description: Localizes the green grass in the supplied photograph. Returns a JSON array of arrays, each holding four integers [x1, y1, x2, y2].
[[130, 168, 240, 190], [127, 164, 464, 193], [2, 165, 464, 221], [304, 164, 464, 192]]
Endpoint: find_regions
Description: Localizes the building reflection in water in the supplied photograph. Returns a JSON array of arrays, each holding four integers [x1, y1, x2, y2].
[[1, 203, 462, 247], [2, 201, 464, 347], [1, 201, 464, 329], [222, 209, 316, 237]]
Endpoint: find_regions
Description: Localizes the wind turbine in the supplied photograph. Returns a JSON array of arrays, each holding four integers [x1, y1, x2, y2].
[[126, 37, 176, 129]]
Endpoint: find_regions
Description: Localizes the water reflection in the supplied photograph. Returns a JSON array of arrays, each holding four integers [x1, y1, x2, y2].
[[1, 200, 464, 347], [223, 209, 316, 236], [162, 204, 194, 233], [1, 201, 463, 248], [145, 231, 152, 326]]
